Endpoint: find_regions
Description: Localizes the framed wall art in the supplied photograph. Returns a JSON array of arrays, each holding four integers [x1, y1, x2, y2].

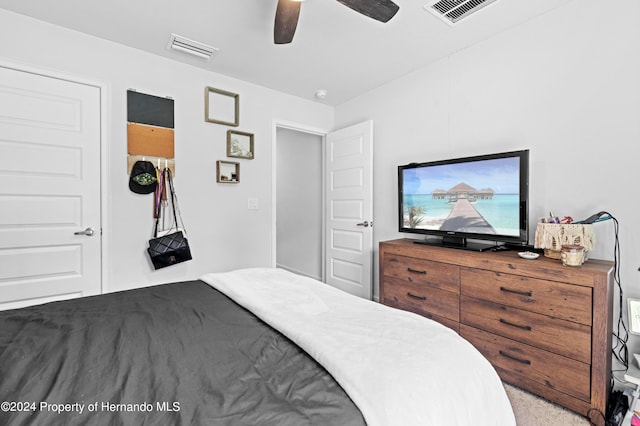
[[205, 87, 239, 127], [216, 160, 240, 183], [227, 130, 254, 159]]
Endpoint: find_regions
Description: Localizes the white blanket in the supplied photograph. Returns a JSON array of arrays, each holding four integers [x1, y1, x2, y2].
[[201, 268, 516, 426]]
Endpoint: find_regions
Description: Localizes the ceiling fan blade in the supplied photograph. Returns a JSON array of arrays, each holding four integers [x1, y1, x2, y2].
[[274, 0, 302, 44], [336, 0, 399, 23]]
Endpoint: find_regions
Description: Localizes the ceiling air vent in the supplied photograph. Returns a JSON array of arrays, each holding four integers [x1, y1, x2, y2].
[[425, 0, 499, 25], [167, 33, 218, 61]]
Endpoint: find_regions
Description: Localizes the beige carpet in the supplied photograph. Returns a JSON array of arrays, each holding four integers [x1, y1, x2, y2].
[[504, 383, 591, 425]]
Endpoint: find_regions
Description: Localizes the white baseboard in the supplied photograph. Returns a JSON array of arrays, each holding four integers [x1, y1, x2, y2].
[[275, 263, 322, 282]]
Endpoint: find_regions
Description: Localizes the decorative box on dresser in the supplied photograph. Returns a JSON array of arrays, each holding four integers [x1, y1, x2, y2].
[[379, 238, 614, 425]]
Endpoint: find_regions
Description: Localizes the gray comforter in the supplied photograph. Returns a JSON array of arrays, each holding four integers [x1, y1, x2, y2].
[[0, 280, 365, 426]]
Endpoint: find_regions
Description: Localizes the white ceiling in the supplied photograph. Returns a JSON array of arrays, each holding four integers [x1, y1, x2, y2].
[[0, 0, 572, 105]]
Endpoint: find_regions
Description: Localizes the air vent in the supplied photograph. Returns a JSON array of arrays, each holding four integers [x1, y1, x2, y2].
[[425, 0, 498, 25], [167, 33, 218, 61]]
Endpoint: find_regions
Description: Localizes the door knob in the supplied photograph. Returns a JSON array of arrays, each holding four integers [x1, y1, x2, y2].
[[74, 227, 96, 236], [356, 221, 370, 228]]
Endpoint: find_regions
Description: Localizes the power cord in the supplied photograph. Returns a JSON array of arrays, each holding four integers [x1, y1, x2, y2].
[[604, 213, 628, 374], [580, 212, 627, 372], [588, 212, 631, 426]]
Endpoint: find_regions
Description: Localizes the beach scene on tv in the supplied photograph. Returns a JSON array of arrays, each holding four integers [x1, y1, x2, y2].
[[402, 157, 521, 236]]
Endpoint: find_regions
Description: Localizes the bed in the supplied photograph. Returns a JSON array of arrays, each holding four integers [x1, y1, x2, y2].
[[0, 268, 515, 425]]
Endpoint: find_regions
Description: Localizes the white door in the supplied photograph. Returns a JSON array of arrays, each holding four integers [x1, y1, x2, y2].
[[325, 120, 373, 299], [0, 66, 102, 310]]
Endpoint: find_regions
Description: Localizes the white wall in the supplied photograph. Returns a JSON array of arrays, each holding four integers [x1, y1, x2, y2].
[[0, 9, 333, 293], [335, 0, 640, 350], [276, 128, 323, 280], [2, 0, 639, 356]]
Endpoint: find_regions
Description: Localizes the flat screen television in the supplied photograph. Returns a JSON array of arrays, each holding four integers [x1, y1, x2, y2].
[[398, 149, 529, 251]]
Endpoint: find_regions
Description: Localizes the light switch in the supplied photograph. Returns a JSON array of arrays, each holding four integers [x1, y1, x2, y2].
[[247, 198, 259, 210]]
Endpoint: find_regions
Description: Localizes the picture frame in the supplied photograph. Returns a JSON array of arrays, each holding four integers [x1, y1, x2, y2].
[[227, 130, 254, 159], [205, 87, 239, 127], [216, 160, 240, 183]]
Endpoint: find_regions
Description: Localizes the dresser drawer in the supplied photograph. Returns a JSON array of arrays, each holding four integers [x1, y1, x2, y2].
[[460, 325, 591, 402], [383, 253, 459, 293], [460, 268, 592, 325], [460, 296, 591, 363], [382, 276, 459, 322]]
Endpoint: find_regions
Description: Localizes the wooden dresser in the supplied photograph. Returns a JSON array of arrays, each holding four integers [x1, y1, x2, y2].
[[379, 238, 614, 424]]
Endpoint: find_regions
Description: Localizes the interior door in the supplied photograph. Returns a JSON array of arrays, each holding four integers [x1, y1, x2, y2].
[[0, 65, 102, 310], [325, 120, 373, 299]]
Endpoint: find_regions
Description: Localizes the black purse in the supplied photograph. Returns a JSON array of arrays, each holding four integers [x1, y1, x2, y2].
[[147, 168, 192, 269]]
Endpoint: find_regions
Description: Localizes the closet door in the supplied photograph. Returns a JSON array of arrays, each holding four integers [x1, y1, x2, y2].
[[0, 65, 102, 310]]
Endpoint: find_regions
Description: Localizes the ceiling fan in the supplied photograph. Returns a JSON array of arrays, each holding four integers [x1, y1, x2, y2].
[[274, 0, 400, 44]]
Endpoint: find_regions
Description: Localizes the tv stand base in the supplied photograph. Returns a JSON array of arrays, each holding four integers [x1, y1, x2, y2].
[[413, 238, 498, 252]]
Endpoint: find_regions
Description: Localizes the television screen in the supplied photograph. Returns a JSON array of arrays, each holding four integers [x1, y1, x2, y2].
[[398, 150, 529, 251]]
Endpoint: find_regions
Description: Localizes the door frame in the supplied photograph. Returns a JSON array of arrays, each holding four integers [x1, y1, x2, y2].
[[271, 119, 329, 281], [0, 58, 109, 295]]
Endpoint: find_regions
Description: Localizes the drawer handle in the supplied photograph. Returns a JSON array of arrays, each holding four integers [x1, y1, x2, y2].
[[407, 292, 427, 301], [499, 318, 532, 331], [407, 268, 427, 275], [499, 286, 532, 297], [499, 350, 531, 365]]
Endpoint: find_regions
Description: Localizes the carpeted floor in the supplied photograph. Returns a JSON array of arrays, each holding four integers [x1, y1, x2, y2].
[[504, 383, 591, 425]]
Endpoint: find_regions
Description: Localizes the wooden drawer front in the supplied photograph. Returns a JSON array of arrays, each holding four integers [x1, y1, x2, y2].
[[460, 268, 592, 325], [383, 254, 459, 293], [460, 296, 591, 364], [461, 325, 590, 402], [382, 276, 459, 322]]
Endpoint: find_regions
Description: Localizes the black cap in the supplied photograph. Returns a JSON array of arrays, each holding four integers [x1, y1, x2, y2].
[[129, 160, 157, 194]]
